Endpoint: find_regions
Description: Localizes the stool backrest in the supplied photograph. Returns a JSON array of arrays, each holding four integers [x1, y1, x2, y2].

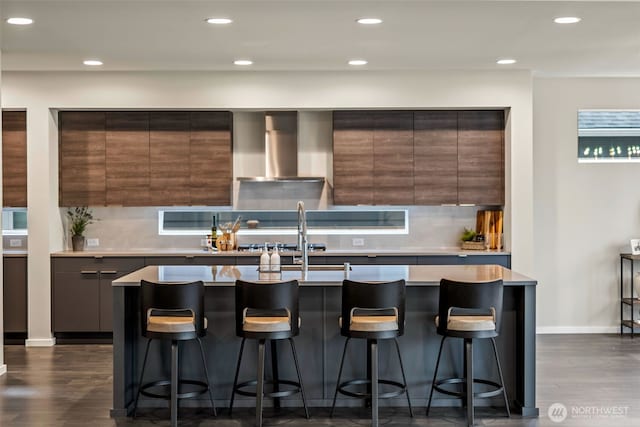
[[140, 280, 206, 337], [341, 279, 406, 336], [437, 278, 504, 335], [234, 279, 300, 337]]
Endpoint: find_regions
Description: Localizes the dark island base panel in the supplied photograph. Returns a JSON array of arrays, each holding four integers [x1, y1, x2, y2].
[[112, 286, 538, 417]]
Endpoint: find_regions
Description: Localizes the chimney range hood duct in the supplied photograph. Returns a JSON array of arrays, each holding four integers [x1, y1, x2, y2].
[[237, 111, 325, 183]]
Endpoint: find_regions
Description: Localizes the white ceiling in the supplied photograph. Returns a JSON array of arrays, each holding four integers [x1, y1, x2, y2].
[[2, 0, 640, 76]]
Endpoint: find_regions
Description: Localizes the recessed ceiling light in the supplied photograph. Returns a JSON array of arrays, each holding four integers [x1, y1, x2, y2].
[[234, 60, 253, 66], [554, 16, 581, 24], [496, 58, 517, 65], [83, 60, 103, 66], [6, 17, 33, 25], [356, 18, 382, 25], [348, 59, 368, 66], [206, 17, 232, 25]]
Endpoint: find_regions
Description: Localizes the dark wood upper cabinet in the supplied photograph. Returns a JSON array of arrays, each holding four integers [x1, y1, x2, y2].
[[2, 111, 27, 207], [333, 110, 504, 206], [333, 110, 414, 206], [373, 111, 414, 205], [149, 112, 191, 206], [457, 111, 504, 205], [333, 111, 374, 205], [106, 112, 150, 206], [414, 111, 458, 205], [190, 111, 233, 206], [59, 111, 233, 206], [59, 111, 107, 206]]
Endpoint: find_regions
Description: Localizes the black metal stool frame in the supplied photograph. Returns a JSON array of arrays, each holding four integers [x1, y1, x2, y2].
[[229, 279, 310, 427], [132, 280, 216, 427], [330, 279, 413, 427], [426, 278, 510, 427]]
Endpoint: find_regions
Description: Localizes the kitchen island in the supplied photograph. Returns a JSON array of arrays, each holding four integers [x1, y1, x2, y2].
[[111, 264, 537, 417]]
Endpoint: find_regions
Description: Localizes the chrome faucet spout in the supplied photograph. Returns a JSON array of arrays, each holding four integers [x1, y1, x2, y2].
[[296, 201, 308, 273]]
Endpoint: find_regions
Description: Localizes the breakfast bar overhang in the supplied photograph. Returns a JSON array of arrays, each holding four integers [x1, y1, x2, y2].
[[110, 264, 538, 418]]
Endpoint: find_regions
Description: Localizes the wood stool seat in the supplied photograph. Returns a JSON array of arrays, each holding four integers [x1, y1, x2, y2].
[[147, 315, 197, 334], [435, 315, 495, 332]]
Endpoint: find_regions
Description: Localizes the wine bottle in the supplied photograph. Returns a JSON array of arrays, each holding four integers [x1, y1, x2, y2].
[[211, 215, 217, 238]]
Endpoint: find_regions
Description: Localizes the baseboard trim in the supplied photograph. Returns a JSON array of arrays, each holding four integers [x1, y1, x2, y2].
[[25, 337, 56, 347], [536, 326, 618, 334], [0, 364, 7, 376]]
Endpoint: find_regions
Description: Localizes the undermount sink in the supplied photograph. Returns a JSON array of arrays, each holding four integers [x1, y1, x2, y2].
[[279, 264, 352, 271]]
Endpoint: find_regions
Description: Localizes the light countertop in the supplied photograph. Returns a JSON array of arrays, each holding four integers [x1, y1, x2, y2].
[[52, 248, 509, 257], [3, 250, 27, 257], [113, 264, 534, 287]]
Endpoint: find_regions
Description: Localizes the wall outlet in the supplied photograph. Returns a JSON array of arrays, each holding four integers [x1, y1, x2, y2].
[[86, 238, 99, 247], [352, 238, 365, 247], [9, 239, 22, 247], [200, 239, 208, 247]]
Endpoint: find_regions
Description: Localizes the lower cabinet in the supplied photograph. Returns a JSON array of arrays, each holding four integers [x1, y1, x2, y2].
[[417, 254, 510, 268], [4, 256, 27, 334], [52, 257, 145, 333], [323, 255, 418, 265], [323, 254, 510, 268]]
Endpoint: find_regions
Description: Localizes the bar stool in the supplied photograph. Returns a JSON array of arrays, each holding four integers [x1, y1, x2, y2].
[[229, 279, 309, 427], [132, 280, 216, 427], [426, 278, 510, 427], [330, 279, 412, 427]]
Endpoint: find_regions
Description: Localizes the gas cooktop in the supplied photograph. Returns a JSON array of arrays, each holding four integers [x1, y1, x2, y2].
[[237, 243, 326, 252]]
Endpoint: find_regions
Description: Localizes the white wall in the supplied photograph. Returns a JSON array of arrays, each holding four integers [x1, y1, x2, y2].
[[534, 77, 640, 332], [2, 70, 534, 340]]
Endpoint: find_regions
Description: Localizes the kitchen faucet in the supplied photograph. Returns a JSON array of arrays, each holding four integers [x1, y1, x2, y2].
[[295, 200, 308, 273]]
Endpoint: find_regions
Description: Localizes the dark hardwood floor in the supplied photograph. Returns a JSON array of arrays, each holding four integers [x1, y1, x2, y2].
[[1, 334, 639, 426]]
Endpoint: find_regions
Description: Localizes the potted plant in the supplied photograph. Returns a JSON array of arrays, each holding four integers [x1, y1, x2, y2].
[[67, 207, 94, 251], [460, 227, 485, 250]]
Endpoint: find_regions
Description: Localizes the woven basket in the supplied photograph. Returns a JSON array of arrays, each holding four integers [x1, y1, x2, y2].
[[461, 241, 486, 250]]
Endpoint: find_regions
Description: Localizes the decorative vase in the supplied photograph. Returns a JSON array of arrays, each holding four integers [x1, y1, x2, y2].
[[72, 235, 85, 252]]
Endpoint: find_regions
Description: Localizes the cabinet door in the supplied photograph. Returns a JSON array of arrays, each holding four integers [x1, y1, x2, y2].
[[190, 112, 233, 206], [458, 111, 504, 205], [333, 111, 374, 205], [373, 112, 414, 205], [414, 111, 458, 205], [2, 111, 27, 207], [53, 271, 100, 332], [3, 256, 27, 333], [106, 112, 150, 205], [59, 111, 106, 206], [149, 112, 191, 205]]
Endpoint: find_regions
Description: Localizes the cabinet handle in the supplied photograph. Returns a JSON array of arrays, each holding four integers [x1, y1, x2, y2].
[[93, 256, 103, 259], [100, 270, 117, 274], [185, 256, 195, 259], [367, 255, 377, 258], [457, 254, 468, 258], [80, 270, 98, 274]]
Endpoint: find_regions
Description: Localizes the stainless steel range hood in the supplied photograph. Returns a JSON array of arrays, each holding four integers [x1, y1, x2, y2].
[[237, 111, 325, 183]]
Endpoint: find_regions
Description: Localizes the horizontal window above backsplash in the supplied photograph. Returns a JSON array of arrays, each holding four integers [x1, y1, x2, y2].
[[159, 209, 408, 236]]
